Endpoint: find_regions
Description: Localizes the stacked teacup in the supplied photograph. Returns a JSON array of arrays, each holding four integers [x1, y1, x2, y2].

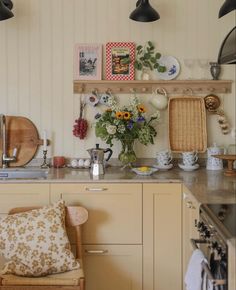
[[156, 150, 173, 170], [179, 151, 199, 171]]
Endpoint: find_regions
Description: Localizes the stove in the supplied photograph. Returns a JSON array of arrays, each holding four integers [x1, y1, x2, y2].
[[196, 203, 236, 290], [200, 203, 236, 243]]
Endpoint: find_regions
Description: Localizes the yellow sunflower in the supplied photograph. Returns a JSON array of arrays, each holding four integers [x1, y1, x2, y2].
[[115, 111, 123, 119], [138, 105, 146, 113], [123, 112, 131, 120]]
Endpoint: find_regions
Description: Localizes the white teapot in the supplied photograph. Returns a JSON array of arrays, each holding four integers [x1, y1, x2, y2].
[[206, 143, 224, 170], [149, 88, 168, 110]]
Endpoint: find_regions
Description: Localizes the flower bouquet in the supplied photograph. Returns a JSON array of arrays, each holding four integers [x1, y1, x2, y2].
[[95, 96, 159, 166]]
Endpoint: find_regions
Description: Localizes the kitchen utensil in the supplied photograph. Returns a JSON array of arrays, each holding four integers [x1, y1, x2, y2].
[[0, 116, 45, 167], [168, 97, 207, 153], [156, 150, 172, 166], [87, 144, 113, 176]]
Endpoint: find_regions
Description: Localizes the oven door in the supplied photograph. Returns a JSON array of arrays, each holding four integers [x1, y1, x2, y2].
[[190, 238, 227, 289]]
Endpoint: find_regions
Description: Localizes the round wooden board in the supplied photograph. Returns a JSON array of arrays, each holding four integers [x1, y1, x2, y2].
[[0, 116, 41, 167]]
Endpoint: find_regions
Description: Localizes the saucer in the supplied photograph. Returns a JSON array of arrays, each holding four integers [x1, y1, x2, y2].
[[178, 163, 200, 171], [153, 163, 173, 170], [131, 167, 158, 176]]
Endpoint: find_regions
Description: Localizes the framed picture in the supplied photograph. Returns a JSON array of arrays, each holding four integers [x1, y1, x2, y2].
[[74, 44, 102, 80], [106, 42, 135, 80]]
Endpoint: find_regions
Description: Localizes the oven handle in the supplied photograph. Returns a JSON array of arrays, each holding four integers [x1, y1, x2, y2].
[[190, 239, 227, 286]]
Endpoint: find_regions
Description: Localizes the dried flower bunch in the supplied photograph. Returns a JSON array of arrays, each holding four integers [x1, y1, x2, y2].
[[95, 96, 160, 147]]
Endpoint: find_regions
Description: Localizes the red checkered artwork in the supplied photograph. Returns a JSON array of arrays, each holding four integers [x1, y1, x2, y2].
[[106, 42, 135, 80]]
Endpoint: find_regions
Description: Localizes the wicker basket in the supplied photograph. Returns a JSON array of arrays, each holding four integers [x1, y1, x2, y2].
[[168, 96, 207, 153]]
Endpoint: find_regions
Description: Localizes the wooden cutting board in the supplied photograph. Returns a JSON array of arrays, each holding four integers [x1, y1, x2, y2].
[[0, 116, 44, 167]]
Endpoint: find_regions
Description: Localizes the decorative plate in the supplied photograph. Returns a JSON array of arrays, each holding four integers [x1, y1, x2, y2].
[[131, 167, 158, 176], [156, 56, 180, 80]]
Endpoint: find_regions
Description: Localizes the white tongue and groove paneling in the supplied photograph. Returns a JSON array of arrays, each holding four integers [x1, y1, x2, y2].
[[0, 0, 235, 159]]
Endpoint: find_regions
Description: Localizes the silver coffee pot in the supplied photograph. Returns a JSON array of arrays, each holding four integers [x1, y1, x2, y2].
[[87, 144, 113, 176]]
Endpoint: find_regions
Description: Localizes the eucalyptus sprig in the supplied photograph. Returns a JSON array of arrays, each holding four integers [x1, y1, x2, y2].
[[134, 41, 166, 73]]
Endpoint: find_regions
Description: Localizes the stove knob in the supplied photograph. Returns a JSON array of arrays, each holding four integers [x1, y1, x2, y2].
[[204, 230, 211, 239], [217, 247, 222, 255], [212, 241, 218, 249]]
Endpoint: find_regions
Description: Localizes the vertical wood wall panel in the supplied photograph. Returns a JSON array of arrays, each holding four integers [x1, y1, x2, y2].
[[0, 0, 235, 158], [0, 23, 8, 112], [29, 0, 41, 128]]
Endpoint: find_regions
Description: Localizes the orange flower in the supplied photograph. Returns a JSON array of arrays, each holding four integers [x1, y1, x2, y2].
[[138, 105, 146, 113], [123, 112, 131, 120], [115, 112, 123, 119]]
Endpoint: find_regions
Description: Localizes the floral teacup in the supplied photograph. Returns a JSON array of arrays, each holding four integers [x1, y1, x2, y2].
[[182, 151, 198, 166]]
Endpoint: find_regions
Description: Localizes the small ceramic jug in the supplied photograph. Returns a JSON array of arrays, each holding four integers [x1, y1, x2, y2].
[[206, 143, 223, 170]]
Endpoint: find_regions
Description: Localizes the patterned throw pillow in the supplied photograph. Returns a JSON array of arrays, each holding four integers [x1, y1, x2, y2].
[[0, 200, 79, 277]]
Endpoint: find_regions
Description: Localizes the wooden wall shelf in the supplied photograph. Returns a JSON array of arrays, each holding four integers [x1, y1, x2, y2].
[[74, 80, 232, 95]]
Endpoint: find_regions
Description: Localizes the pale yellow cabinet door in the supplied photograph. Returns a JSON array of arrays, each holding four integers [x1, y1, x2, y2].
[[182, 186, 200, 289], [83, 245, 142, 290], [0, 184, 50, 213], [50, 183, 142, 244], [143, 183, 182, 290]]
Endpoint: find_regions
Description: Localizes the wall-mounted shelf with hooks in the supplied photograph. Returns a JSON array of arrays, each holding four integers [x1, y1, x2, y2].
[[74, 80, 232, 94]]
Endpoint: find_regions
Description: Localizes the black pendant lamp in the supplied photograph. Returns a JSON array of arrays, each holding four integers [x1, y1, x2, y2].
[[219, 0, 236, 18], [129, 0, 160, 22], [0, 0, 14, 21]]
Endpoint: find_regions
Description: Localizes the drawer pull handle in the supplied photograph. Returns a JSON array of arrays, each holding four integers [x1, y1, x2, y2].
[[85, 250, 108, 254], [85, 187, 108, 192]]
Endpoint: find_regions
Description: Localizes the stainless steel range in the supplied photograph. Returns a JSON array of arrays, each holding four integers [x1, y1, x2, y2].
[[191, 203, 236, 290]]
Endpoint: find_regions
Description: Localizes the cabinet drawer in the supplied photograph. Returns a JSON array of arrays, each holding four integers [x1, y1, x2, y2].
[[51, 183, 142, 244], [0, 184, 50, 213], [83, 245, 142, 290]]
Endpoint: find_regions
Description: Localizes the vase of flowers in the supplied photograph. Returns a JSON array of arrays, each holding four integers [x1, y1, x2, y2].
[[95, 96, 159, 166]]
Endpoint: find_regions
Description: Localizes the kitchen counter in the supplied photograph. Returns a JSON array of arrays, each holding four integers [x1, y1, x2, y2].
[[0, 165, 235, 204]]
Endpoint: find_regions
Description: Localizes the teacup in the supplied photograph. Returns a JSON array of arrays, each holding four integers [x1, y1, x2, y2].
[[156, 150, 172, 166], [182, 151, 198, 166]]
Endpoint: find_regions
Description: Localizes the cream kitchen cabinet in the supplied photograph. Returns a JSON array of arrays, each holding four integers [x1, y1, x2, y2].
[[50, 183, 142, 290], [0, 183, 50, 270], [143, 183, 182, 290], [0, 183, 50, 214], [182, 185, 200, 286]]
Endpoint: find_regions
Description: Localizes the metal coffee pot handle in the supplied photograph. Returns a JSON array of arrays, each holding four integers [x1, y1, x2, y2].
[[104, 148, 113, 162]]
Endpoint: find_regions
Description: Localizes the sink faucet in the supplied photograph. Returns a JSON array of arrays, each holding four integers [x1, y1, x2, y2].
[[0, 114, 17, 168]]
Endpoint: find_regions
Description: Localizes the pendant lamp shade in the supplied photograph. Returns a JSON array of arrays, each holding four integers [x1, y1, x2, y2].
[[0, 0, 14, 21], [219, 0, 236, 18], [129, 0, 160, 22]]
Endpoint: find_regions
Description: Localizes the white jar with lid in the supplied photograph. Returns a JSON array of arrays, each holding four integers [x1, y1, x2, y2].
[[206, 143, 223, 170]]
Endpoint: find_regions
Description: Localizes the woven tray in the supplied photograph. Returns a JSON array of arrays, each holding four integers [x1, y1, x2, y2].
[[168, 96, 207, 153]]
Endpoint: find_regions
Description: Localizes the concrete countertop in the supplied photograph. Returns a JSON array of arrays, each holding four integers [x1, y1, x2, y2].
[[1, 165, 236, 204]]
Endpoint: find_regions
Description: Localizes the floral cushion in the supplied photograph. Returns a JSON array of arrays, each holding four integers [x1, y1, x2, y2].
[[0, 200, 79, 277]]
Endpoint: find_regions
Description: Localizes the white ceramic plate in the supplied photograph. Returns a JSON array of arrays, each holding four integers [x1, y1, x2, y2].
[[178, 163, 200, 171], [131, 167, 158, 176], [156, 56, 180, 80], [153, 163, 173, 171]]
